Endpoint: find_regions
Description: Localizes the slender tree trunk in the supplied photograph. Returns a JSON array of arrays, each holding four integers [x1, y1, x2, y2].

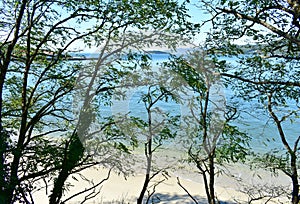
[[0, 61, 10, 203], [137, 139, 152, 204], [6, 81, 29, 202], [137, 172, 150, 204], [197, 159, 215, 204], [208, 153, 216, 204], [137, 105, 153, 204], [0, 128, 7, 203], [201, 154, 216, 204], [0, 1, 28, 202], [291, 154, 299, 204], [6, 21, 33, 202], [0, 69, 6, 202], [202, 171, 211, 203], [203, 89, 216, 204], [268, 94, 299, 204]]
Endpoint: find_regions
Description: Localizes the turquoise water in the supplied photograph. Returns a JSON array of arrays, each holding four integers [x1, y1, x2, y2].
[[79, 53, 299, 154]]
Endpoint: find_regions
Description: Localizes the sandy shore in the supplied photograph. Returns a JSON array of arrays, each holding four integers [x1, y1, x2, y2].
[[31, 157, 291, 204]]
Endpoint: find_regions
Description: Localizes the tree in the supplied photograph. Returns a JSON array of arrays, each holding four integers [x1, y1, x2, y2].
[[164, 49, 249, 204], [0, 0, 195, 203], [109, 61, 182, 203], [197, 0, 300, 203], [135, 84, 179, 204]]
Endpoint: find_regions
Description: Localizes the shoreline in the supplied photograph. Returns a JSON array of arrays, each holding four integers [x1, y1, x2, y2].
[[10, 134, 291, 203], [30, 153, 291, 203]]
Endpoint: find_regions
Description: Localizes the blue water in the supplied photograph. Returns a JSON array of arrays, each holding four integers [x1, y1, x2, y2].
[[79, 53, 299, 154], [219, 56, 300, 153]]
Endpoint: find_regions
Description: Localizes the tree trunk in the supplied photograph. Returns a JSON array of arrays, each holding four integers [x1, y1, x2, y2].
[[0, 129, 7, 203], [137, 173, 150, 204], [49, 134, 84, 204], [137, 140, 152, 204], [208, 154, 216, 204], [137, 104, 154, 204], [202, 171, 211, 204], [49, 170, 69, 204], [291, 154, 299, 204], [268, 95, 299, 204]]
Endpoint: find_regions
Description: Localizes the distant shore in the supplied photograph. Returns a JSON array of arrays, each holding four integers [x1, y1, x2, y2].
[[65, 57, 99, 61], [64, 50, 170, 61]]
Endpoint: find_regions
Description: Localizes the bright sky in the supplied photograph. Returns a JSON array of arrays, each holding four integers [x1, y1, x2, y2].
[[75, 1, 212, 53], [1, 1, 253, 53], [0, 1, 212, 53]]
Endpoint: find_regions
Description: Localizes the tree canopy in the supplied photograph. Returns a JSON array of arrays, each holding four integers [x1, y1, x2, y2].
[[0, 0, 299, 203], [198, 0, 300, 203], [0, 0, 195, 203]]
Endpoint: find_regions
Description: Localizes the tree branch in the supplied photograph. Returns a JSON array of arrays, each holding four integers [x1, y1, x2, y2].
[[177, 177, 198, 204]]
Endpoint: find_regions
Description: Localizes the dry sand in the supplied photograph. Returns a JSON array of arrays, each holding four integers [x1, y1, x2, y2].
[[31, 160, 291, 204]]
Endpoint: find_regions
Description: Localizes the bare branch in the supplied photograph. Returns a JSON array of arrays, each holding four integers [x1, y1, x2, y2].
[[177, 177, 199, 204], [216, 7, 300, 47], [62, 168, 112, 203], [221, 72, 300, 87]]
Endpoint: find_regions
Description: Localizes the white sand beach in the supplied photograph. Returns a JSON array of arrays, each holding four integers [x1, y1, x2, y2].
[[31, 158, 291, 204]]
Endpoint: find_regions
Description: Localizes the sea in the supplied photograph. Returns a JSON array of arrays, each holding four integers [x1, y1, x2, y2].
[[73, 52, 300, 155]]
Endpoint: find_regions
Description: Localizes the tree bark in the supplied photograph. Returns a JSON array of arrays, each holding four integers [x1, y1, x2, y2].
[[268, 94, 299, 204], [0, 0, 28, 202], [137, 173, 150, 204], [137, 137, 152, 204], [208, 153, 216, 204], [291, 153, 299, 204], [49, 134, 84, 204]]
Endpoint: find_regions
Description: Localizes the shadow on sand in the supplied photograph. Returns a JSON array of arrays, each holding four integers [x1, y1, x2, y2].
[[100, 193, 236, 204], [148, 193, 236, 204]]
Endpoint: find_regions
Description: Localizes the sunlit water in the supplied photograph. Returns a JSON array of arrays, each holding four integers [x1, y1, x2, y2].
[[77, 53, 299, 154]]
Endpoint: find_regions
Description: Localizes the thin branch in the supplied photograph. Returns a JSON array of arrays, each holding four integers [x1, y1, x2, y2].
[[216, 7, 300, 47], [177, 177, 198, 204], [62, 168, 112, 203], [294, 136, 300, 152], [221, 72, 300, 87], [146, 178, 166, 204], [267, 94, 293, 155]]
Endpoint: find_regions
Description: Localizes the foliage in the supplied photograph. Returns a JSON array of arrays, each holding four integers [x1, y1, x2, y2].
[[0, 0, 194, 203], [198, 0, 300, 202], [165, 49, 250, 204], [116, 68, 181, 203]]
